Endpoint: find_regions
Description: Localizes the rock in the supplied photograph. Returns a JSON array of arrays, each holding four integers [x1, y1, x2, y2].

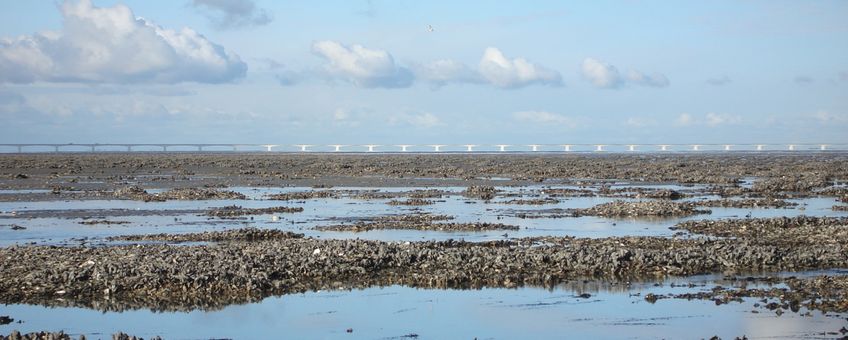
[[0, 315, 13, 325], [114, 187, 245, 201], [695, 198, 798, 209], [206, 205, 303, 218], [387, 198, 434, 206], [464, 185, 497, 200], [574, 200, 710, 218], [498, 198, 560, 205]]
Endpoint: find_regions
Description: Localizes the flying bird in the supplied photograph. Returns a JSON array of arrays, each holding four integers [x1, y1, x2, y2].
[[427, 24, 434, 32]]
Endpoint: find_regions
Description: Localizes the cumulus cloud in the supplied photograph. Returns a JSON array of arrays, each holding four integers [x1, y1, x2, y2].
[[192, 0, 273, 29], [0, 0, 246, 84], [581, 58, 669, 89], [706, 76, 732, 86], [312, 40, 413, 88], [581, 58, 622, 89], [478, 48, 562, 88], [415, 48, 561, 89], [513, 111, 576, 127], [675, 112, 741, 127]]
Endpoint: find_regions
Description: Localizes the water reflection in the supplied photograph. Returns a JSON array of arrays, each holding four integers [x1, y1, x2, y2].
[[1, 273, 843, 339]]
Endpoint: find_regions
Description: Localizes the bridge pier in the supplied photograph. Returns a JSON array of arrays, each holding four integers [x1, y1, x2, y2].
[[496, 145, 510, 152], [429, 145, 445, 152], [820, 144, 828, 151], [365, 145, 379, 152], [162, 146, 168, 152], [628, 145, 637, 152], [197, 145, 202, 152], [659, 145, 669, 151], [595, 145, 605, 152], [692, 145, 700, 151], [53, 146, 59, 153], [17, 146, 22, 153], [126, 145, 132, 152], [788, 144, 795, 151], [561, 145, 572, 152], [724, 145, 732, 151], [756, 145, 764, 151]]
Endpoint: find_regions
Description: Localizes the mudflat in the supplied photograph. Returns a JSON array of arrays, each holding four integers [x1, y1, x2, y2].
[[1, 153, 847, 338]]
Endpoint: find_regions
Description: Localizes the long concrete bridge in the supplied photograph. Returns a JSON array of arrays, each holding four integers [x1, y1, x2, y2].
[[0, 143, 846, 153]]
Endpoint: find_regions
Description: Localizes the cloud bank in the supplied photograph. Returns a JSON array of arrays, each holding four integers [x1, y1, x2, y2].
[[0, 0, 246, 84], [416, 47, 561, 89]]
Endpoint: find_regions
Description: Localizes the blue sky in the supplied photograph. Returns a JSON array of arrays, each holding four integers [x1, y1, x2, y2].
[[0, 0, 846, 144]]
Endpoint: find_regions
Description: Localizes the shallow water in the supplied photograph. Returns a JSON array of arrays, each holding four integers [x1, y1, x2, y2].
[[1, 185, 846, 246], [1, 272, 845, 339]]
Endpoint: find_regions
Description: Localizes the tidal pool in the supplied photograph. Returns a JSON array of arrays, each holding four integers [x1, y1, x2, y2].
[[2, 273, 845, 339], [1, 185, 846, 246]]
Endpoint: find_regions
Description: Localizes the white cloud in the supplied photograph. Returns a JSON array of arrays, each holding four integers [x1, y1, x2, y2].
[[312, 40, 413, 88], [513, 111, 576, 127], [192, 0, 272, 29], [479, 48, 562, 88], [389, 112, 441, 128], [581, 58, 622, 89], [626, 70, 669, 87], [582, 58, 669, 89], [0, 0, 246, 84]]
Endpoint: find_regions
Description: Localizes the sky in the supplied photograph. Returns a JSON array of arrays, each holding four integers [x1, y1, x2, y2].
[[0, 0, 846, 145]]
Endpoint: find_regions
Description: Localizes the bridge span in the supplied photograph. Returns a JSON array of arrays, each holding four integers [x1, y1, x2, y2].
[[0, 143, 846, 153]]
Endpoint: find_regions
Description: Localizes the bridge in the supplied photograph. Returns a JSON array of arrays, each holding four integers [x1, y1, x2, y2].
[[0, 143, 846, 153]]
